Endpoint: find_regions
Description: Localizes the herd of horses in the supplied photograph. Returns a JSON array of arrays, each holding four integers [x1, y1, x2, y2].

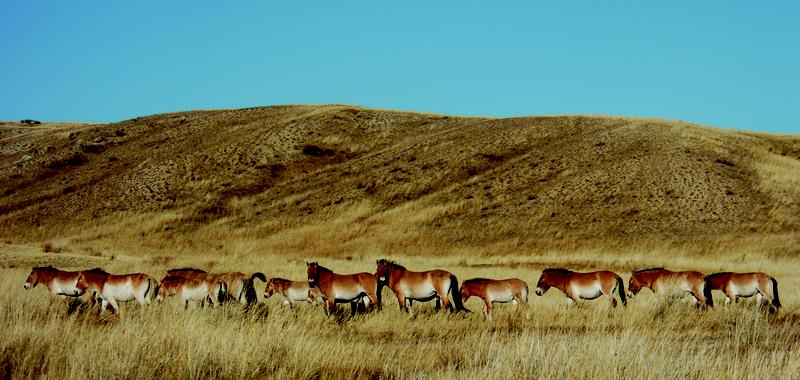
[[23, 259, 782, 319]]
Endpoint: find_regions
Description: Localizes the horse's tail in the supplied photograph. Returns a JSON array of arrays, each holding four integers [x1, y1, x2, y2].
[[616, 275, 627, 306], [771, 277, 781, 309], [449, 274, 470, 313], [703, 281, 714, 307], [243, 273, 265, 306], [145, 275, 159, 303], [251, 272, 267, 283], [216, 280, 228, 305]]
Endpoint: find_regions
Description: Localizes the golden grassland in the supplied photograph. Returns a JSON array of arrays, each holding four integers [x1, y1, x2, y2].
[[1, 240, 799, 379], [2, 106, 800, 378]]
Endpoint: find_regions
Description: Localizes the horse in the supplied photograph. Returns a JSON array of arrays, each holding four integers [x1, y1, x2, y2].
[[704, 272, 781, 311], [534, 268, 626, 307], [24, 266, 85, 297], [627, 268, 710, 307], [375, 259, 469, 314], [307, 262, 380, 316], [75, 268, 158, 314], [213, 272, 266, 306], [23, 266, 99, 308], [167, 268, 263, 306], [156, 275, 226, 308], [264, 278, 324, 308], [460, 277, 528, 319]]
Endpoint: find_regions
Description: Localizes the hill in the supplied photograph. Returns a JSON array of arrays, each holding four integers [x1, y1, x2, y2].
[[1, 105, 798, 258]]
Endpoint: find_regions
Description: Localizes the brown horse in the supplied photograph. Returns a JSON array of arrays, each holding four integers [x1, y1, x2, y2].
[[628, 268, 710, 307], [460, 278, 528, 319], [24, 266, 85, 297], [264, 278, 324, 308], [704, 272, 780, 311], [534, 268, 626, 307], [375, 259, 469, 314], [156, 275, 226, 308], [166, 268, 264, 306], [75, 268, 158, 314], [307, 262, 380, 316]]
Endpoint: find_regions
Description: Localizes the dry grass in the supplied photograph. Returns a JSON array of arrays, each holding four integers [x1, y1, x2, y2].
[[1, 105, 799, 378], [1, 242, 799, 379]]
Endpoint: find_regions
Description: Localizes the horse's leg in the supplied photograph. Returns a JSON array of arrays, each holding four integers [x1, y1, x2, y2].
[[483, 298, 492, 320], [325, 299, 335, 316], [397, 295, 408, 313], [434, 296, 442, 311], [107, 298, 120, 315]]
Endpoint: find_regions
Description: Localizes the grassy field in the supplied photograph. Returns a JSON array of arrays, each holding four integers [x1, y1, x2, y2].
[[2, 243, 798, 379]]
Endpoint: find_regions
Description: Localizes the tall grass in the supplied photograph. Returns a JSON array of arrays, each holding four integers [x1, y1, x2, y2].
[[2, 250, 798, 379]]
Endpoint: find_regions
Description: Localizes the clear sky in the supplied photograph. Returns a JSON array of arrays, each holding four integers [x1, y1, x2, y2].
[[1, 2, 798, 133]]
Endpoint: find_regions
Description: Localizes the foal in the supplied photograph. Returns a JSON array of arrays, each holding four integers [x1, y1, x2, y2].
[[460, 277, 528, 319]]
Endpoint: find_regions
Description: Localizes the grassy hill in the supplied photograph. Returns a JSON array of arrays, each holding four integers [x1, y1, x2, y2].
[[1, 105, 798, 258]]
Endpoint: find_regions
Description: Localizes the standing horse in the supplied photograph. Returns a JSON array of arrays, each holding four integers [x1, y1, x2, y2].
[[75, 268, 158, 314], [167, 268, 263, 306], [156, 275, 226, 308], [24, 266, 85, 297], [264, 278, 324, 308], [628, 268, 710, 307], [534, 268, 626, 307], [307, 262, 380, 316], [704, 272, 780, 311], [460, 277, 528, 319], [213, 272, 266, 307], [375, 259, 469, 314]]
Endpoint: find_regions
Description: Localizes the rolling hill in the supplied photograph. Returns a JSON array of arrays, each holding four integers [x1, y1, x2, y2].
[[1, 105, 798, 257]]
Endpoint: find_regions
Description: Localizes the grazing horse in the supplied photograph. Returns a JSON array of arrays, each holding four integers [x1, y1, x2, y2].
[[375, 259, 469, 314], [24, 266, 85, 297], [628, 268, 710, 307], [534, 268, 626, 307], [156, 275, 226, 308], [264, 278, 324, 307], [704, 272, 781, 311], [460, 278, 528, 319], [307, 262, 380, 316], [75, 268, 158, 314]]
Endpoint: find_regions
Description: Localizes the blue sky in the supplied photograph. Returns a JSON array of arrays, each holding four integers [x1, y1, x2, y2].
[[1, 2, 798, 133]]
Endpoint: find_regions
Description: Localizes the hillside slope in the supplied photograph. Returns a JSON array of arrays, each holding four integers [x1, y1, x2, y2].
[[1, 105, 798, 257]]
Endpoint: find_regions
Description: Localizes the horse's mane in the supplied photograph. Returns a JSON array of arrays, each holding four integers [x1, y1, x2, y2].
[[167, 267, 206, 274], [160, 275, 186, 283], [267, 277, 291, 284], [83, 267, 108, 274], [308, 262, 333, 273], [32, 265, 57, 271], [704, 272, 732, 280], [542, 268, 573, 275], [633, 267, 666, 275], [377, 259, 406, 270], [463, 278, 491, 284]]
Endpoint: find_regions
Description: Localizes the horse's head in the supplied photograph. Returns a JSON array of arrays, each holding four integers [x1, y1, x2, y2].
[[627, 274, 644, 298], [75, 273, 89, 293], [24, 267, 42, 290], [156, 276, 182, 302], [264, 279, 276, 299], [307, 262, 320, 288], [535, 269, 568, 296], [76, 268, 108, 293], [375, 259, 392, 284], [307, 287, 324, 305], [459, 284, 471, 305]]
